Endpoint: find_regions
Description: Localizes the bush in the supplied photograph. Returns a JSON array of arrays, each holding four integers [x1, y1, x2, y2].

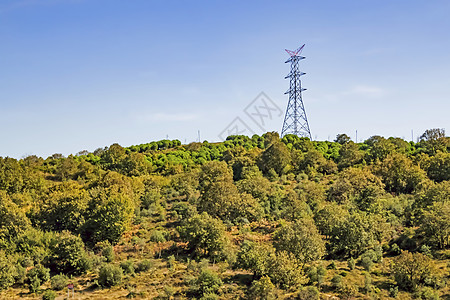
[[98, 264, 123, 287], [136, 259, 153, 273], [120, 260, 135, 275], [416, 286, 440, 300], [194, 268, 222, 296], [0, 251, 16, 290], [28, 264, 50, 287], [200, 293, 220, 300], [42, 290, 56, 300], [46, 231, 89, 275], [331, 275, 343, 290], [392, 251, 435, 291], [51, 274, 68, 291], [167, 255, 176, 270], [347, 257, 355, 270], [268, 251, 306, 289], [248, 276, 276, 300], [389, 285, 398, 298], [102, 244, 115, 263], [297, 286, 319, 300], [361, 256, 373, 272]]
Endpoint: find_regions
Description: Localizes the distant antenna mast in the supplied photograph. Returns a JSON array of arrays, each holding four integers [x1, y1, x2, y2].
[[281, 44, 312, 139]]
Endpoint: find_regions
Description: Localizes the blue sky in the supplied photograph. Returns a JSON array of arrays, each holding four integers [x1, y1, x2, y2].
[[1, 0, 449, 158]]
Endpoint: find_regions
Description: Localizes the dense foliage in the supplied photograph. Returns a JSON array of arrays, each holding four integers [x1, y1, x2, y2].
[[0, 129, 450, 298]]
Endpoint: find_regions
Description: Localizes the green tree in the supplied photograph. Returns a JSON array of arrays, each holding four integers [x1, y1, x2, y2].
[[337, 142, 364, 169], [268, 251, 307, 289], [0, 251, 16, 291], [426, 151, 450, 182], [177, 212, 231, 261], [194, 268, 223, 296], [418, 128, 448, 155], [419, 201, 450, 249], [0, 191, 30, 243], [258, 133, 291, 175], [314, 202, 348, 238], [98, 263, 123, 287], [46, 231, 89, 275], [335, 134, 351, 145], [82, 188, 134, 245], [248, 276, 276, 300], [36, 182, 89, 233], [392, 251, 436, 291], [197, 161, 261, 222], [329, 212, 390, 257], [375, 153, 428, 194], [237, 241, 275, 278], [273, 218, 325, 267]]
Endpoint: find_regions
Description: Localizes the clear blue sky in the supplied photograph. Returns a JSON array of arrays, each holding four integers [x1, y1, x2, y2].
[[1, 0, 449, 158]]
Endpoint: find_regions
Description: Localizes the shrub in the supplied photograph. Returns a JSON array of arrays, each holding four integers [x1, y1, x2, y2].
[[392, 251, 436, 291], [29, 275, 41, 293], [297, 286, 319, 300], [51, 274, 68, 291], [194, 268, 222, 296], [28, 264, 50, 285], [42, 290, 56, 300], [102, 244, 115, 263], [167, 255, 176, 270], [416, 286, 440, 300], [0, 251, 16, 291], [98, 264, 123, 287], [120, 260, 135, 275], [389, 286, 398, 298], [248, 276, 276, 300], [347, 257, 355, 270], [136, 259, 153, 273], [200, 293, 219, 300], [46, 231, 89, 275], [361, 256, 373, 272], [331, 275, 343, 290]]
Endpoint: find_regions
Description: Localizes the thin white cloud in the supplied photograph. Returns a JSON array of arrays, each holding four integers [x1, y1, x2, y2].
[[343, 85, 385, 98]]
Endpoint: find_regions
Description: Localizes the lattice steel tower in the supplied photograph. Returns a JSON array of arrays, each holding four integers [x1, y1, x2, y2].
[[281, 44, 312, 139]]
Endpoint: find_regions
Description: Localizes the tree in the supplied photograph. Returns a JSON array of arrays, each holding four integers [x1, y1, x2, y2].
[[268, 251, 307, 289], [236, 240, 275, 278], [337, 142, 364, 169], [419, 201, 450, 249], [0, 191, 30, 243], [329, 212, 390, 257], [0, 251, 16, 291], [335, 134, 351, 145], [426, 151, 450, 182], [248, 276, 276, 300], [375, 153, 428, 194], [98, 264, 123, 287], [177, 212, 231, 261], [392, 251, 436, 291], [36, 182, 89, 233], [82, 188, 134, 246], [197, 161, 261, 222], [258, 134, 291, 176], [273, 218, 325, 267], [314, 203, 348, 238], [46, 231, 89, 275], [418, 128, 448, 155], [326, 167, 384, 207]]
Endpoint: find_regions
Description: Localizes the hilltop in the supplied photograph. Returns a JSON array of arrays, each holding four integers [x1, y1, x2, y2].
[[1, 130, 450, 299]]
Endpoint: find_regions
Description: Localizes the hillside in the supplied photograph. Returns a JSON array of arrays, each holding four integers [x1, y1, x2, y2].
[[1, 130, 450, 299]]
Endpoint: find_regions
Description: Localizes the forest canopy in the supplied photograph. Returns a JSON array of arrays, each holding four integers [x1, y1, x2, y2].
[[1, 129, 450, 299]]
